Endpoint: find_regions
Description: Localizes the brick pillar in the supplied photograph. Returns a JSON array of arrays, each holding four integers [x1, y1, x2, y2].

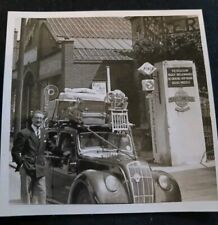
[[61, 41, 74, 91]]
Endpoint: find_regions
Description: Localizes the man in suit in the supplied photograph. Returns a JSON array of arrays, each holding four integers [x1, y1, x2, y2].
[[12, 110, 47, 204]]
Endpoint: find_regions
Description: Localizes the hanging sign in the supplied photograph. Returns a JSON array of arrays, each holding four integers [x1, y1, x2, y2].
[[142, 79, 155, 91], [138, 62, 156, 76]]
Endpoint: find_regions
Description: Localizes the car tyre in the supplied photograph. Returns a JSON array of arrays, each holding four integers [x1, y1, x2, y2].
[[75, 186, 96, 204]]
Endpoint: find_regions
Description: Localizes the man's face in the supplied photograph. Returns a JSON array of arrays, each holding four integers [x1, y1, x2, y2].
[[32, 112, 44, 128]]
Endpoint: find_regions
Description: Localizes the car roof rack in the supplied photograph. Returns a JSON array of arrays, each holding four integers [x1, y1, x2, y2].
[[47, 88, 131, 132]]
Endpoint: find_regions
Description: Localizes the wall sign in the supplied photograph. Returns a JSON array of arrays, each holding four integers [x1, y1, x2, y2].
[[168, 89, 195, 112], [167, 67, 194, 87], [92, 81, 107, 95]]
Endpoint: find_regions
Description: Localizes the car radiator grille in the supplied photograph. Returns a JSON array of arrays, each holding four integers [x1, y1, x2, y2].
[[127, 161, 154, 203]]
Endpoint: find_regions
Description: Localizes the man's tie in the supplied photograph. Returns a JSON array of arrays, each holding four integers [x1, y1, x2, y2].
[[36, 128, 40, 139]]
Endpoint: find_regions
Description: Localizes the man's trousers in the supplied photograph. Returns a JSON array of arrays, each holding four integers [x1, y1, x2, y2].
[[20, 166, 46, 204]]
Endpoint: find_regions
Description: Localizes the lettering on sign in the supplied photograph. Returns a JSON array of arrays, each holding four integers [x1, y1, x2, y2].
[[92, 81, 107, 95], [166, 17, 199, 34], [168, 89, 195, 112], [142, 17, 199, 45], [167, 67, 194, 87]]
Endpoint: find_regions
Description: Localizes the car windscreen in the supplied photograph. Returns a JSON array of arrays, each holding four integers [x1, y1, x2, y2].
[[79, 132, 132, 152]]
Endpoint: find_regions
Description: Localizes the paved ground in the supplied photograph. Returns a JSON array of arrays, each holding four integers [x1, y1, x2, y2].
[[9, 166, 22, 204], [170, 166, 217, 201], [151, 161, 217, 201], [9, 161, 218, 203]]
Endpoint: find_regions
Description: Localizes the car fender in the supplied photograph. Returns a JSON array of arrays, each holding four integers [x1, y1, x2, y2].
[[152, 170, 182, 202], [68, 169, 129, 204]]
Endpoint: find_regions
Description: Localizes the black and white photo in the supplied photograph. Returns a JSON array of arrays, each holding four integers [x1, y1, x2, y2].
[[0, 10, 218, 216]]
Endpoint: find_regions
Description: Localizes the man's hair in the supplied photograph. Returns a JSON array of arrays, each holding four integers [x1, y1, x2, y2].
[[32, 110, 44, 118]]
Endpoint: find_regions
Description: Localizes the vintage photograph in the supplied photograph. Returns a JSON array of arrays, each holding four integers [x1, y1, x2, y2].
[[1, 10, 218, 215]]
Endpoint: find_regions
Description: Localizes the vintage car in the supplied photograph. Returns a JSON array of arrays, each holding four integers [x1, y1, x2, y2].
[[44, 88, 181, 204]]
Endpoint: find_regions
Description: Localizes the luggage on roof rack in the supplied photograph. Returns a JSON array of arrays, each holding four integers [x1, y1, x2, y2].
[[47, 88, 131, 131]]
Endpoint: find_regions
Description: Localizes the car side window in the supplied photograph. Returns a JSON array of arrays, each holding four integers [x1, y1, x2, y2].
[[59, 133, 76, 165], [46, 131, 58, 154]]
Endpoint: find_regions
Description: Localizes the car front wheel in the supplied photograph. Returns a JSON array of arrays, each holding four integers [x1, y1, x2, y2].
[[75, 187, 96, 204]]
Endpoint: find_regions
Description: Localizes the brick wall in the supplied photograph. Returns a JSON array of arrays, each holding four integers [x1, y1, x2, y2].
[[62, 41, 74, 90], [39, 24, 58, 58], [62, 42, 102, 90], [69, 63, 101, 88]]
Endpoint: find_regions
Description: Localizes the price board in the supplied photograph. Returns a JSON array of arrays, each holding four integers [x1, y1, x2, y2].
[[167, 67, 194, 87]]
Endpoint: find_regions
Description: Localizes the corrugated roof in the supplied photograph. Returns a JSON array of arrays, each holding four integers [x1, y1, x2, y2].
[[73, 48, 132, 61], [73, 38, 132, 50], [46, 17, 132, 40], [45, 17, 133, 61]]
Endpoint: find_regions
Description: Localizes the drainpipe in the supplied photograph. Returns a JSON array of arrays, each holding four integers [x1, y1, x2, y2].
[[106, 66, 111, 93], [14, 18, 26, 134]]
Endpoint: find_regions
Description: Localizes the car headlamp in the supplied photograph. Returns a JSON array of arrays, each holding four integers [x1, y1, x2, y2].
[[105, 175, 118, 192], [158, 175, 172, 191]]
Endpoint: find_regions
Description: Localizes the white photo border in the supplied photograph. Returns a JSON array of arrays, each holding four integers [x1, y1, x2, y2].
[[1, 10, 218, 216]]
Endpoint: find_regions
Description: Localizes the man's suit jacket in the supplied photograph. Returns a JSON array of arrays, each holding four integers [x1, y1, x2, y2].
[[11, 126, 46, 178]]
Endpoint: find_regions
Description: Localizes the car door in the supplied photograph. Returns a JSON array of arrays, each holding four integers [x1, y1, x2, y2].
[[44, 129, 58, 202], [51, 131, 77, 204]]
